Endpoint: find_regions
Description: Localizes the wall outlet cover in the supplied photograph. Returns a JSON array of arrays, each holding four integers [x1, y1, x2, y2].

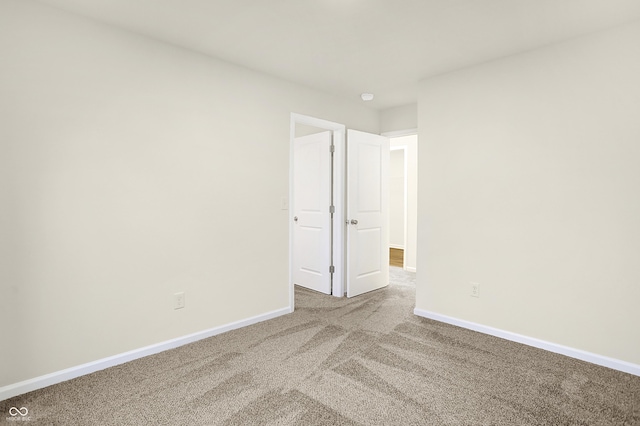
[[471, 282, 480, 298], [174, 292, 185, 309]]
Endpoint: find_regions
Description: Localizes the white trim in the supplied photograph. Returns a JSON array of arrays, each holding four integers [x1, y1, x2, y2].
[[290, 113, 346, 302], [401, 146, 408, 269], [413, 308, 640, 377], [332, 128, 345, 298], [389, 244, 405, 250], [381, 128, 417, 138], [0, 307, 290, 401], [405, 266, 417, 273]]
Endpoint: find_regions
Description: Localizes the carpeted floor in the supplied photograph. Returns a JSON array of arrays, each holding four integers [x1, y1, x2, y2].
[[2, 267, 639, 425]]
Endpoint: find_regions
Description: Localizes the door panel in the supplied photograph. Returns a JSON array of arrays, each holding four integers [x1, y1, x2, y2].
[[293, 131, 332, 294], [347, 130, 389, 297]]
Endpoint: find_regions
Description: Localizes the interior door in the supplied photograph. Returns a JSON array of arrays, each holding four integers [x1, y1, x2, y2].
[[292, 131, 332, 294], [346, 130, 390, 297]]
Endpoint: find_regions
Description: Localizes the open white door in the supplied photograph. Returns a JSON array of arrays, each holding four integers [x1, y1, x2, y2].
[[346, 130, 390, 297], [292, 131, 333, 294]]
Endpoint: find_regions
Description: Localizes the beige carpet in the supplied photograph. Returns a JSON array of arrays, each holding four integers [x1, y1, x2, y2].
[[2, 268, 639, 425]]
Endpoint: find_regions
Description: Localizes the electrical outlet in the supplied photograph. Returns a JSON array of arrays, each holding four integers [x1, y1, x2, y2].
[[471, 282, 480, 298], [174, 292, 185, 310]]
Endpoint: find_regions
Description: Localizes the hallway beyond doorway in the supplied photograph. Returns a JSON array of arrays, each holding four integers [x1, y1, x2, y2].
[[390, 248, 403, 268]]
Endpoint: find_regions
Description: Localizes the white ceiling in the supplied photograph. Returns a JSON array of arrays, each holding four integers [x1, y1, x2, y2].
[[37, 0, 640, 110]]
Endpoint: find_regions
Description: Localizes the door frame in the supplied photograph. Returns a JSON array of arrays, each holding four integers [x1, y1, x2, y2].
[[289, 113, 346, 311]]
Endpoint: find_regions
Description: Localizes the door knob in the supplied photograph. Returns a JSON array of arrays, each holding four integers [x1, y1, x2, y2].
[[350, 219, 358, 225], [294, 216, 298, 222]]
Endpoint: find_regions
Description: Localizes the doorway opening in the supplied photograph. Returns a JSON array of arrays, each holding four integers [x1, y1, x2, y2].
[[386, 132, 418, 273], [289, 114, 345, 312], [290, 114, 393, 308], [389, 147, 406, 268]]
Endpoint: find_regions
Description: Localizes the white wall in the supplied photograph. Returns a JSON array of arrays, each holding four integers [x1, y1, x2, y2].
[[389, 149, 405, 249], [380, 104, 417, 133], [0, 0, 379, 389], [417, 20, 640, 365]]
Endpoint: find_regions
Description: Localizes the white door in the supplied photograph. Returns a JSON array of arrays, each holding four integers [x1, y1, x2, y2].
[[346, 130, 390, 297], [292, 131, 333, 294]]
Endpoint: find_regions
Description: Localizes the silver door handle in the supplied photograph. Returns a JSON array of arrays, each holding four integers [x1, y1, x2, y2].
[[350, 219, 358, 225], [294, 216, 298, 222]]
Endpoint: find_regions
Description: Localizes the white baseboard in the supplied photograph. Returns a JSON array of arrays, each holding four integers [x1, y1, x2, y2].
[[405, 266, 416, 272], [389, 244, 405, 250], [0, 307, 291, 401], [413, 308, 640, 377]]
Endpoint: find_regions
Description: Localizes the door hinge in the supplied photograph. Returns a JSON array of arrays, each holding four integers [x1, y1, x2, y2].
[[329, 144, 335, 153], [329, 265, 335, 274], [329, 205, 335, 214]]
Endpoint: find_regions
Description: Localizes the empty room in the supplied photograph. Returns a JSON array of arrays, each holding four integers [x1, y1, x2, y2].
[[1, 0, 639, 424]]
